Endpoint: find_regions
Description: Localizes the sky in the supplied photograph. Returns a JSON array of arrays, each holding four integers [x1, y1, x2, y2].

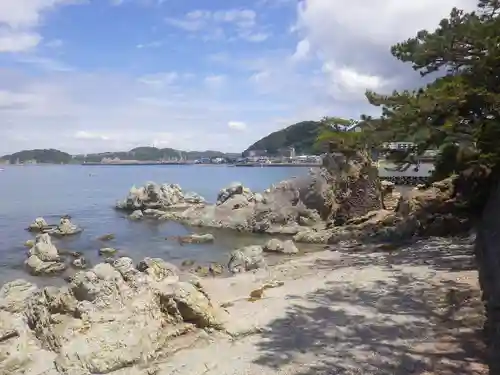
[[0, 0, 478, 154]]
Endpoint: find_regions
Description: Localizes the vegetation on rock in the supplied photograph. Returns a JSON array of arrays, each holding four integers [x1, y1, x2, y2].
[[243, 121, 321, 156], [74, 147, 239, 162], [0, 149, 73, 164]]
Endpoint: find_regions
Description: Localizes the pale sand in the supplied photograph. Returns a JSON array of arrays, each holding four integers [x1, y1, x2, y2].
[[120, 236, 487, 375]]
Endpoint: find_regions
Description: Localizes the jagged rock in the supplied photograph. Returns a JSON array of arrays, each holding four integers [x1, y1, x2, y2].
[[72, 257, 87, 269], [264, 238, 299, 254], [381, 180, 395, 191], [295, 177, 470, 244], [193, 263, 224, 277], [144, 208, 170, 218], [0, 280, 38, 313], [396, 176, 470, 237], [228, 245, 266, 273], [216, 182, 255, 205], [145, 153, 380, 236], [129, 210, 144, 220], [28, 233, 59, 262], [49, 217, 83, 237], [25, 256, 67, 275], [136, 258, 179, 282], [264, 238, 284, 252], [168, 282, 222, 328], [319, 153, 382, 224], [27, 217, 50, 232], [0, 257, 223, 374], [116, 182, 205, 211], [282, 240, 299, 254]]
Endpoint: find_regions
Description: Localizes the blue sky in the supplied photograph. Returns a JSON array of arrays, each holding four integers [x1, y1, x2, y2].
[[0, 0, 477, 154]]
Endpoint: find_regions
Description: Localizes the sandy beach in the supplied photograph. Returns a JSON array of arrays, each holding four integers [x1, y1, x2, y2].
[[109, 236, 486, 375]]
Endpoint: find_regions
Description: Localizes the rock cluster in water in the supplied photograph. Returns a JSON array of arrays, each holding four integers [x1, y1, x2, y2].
[[116, 182, 205, 212], [24, 233, 87, 275], [0, 257, 222, 374], [115, 153, 469, 248], [116, 153, 384, 237], [28, 217, 83, 236]]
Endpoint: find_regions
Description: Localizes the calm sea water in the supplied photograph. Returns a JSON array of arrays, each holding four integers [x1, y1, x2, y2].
[[0, 165, 309, 285]]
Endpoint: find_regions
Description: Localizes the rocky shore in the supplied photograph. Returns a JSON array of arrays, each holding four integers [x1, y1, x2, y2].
[[116, 153, 470, 246], [0, 152, 488, 374], [0, 236, 486, 375]]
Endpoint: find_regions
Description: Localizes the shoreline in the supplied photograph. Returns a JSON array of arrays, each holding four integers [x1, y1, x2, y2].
[[1, 235, 486, 375], [152, 237, 486, 375]]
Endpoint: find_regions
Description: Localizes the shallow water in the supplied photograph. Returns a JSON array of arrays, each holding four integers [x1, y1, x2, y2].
[[0, 164, 311, 285]]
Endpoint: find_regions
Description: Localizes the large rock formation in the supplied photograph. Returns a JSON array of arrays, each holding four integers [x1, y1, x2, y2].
[[128, 154, 383, 236], [116, 182, 205, 212], [25, 234, 66, 275], [49, 217, 83, 237], [0, 257, 223, 374], [227, 245, 267, 273], [294, 176, 471, 244]]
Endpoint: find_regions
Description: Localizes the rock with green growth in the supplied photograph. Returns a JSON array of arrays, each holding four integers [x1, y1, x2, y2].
[[129, 210, 143, 220], [99, 247, 117, 256], [97, 233, 115, 241], [24, 239, 35, 248], [181, 259, 195, 267]]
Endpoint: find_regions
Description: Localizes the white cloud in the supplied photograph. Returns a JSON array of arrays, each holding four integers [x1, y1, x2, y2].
[[0, 30, 41, 52], [228, 121, 247, 131], [0, 0, 75, 28], [136, 40, 163, 49], [291, 38, 309, 61], [16, 55, 75, 71], [293, 0, 478, 96], [74, 131, 110, 141], [239, 32, 269, 43], [321, 63, 388, 98], [0, 68, 306, 154], [165, 8, 267, 42], [137, 72, 179, 88], [0, 0, 82, 53], [213, 9, 256, 29]]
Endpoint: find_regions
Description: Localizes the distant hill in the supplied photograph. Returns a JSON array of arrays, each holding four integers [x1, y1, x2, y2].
[[74, 147, 240, 163], [243, 121, 322, 156], [0, 147, 239, 164], [0, 149, 73, 164]]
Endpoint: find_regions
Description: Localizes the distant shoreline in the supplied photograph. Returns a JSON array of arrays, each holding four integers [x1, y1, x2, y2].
[[0, 162, 320, 167]]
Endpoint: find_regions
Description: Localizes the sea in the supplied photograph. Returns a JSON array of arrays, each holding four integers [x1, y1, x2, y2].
[[0, 164, 311, 286]]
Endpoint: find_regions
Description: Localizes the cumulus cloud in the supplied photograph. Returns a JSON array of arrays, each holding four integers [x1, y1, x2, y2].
[[0, 30, 41, 52], [293, 0, 478, 95], [0, 0, 81, 52]]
